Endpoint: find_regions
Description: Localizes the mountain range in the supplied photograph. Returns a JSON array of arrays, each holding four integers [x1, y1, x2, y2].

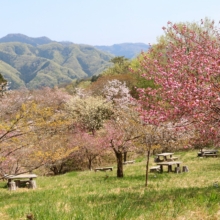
[[95, 43, 149, 59], [0, 34, 149, 89]]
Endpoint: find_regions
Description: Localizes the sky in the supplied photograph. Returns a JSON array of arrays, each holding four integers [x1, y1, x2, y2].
[[1, 0, 220, 46]]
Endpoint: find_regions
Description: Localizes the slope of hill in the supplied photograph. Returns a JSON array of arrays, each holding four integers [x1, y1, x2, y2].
[[0, 34, 113, 89], [95, 43, 150, 59]]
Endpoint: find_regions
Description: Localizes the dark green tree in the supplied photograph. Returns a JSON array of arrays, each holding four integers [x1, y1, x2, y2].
[[0, 73, 8, 96], [0, 73, 7, 84]]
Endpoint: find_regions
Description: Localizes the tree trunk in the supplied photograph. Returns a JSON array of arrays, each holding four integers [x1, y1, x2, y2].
[[145, 149, 151, 187], [58, 164, 64, 174], [88, 158, 92, 170], [115, 152, 123, 178], [124, 152, 127, 162], [50, 166, 59, 175]]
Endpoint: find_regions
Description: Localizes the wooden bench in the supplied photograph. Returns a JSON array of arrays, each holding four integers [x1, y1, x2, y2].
[[94, 167, 113, 172], [149, 166, 160, 172], [123, 160, 135, 165]]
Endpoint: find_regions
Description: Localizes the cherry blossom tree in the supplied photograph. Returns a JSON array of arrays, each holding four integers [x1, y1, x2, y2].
[[137, 19, 220, 146], [65, 95, 113, 135], [128, 19, 220, 187], [98, 77, 145, 177], [69, 130, 108, 170], [102, 79, 132, 108], [104, 108, 143, 178]]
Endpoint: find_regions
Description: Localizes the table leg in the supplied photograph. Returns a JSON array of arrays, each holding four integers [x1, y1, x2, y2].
[[160, 165, 163, 173], [15, 180, 20, 188], [168, 165, 172, 172], [8, 179, 16, 191]]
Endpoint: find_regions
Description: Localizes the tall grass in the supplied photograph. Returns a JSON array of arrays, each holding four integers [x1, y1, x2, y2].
[[0, 150, 220, 220]]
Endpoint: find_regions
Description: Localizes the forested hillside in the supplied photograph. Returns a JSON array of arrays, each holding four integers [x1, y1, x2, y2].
[[0, 34, 150, 89], [0, 34, 113, 89]]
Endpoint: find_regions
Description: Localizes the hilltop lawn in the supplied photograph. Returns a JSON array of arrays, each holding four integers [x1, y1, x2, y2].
[[0, 150, 220, 220]]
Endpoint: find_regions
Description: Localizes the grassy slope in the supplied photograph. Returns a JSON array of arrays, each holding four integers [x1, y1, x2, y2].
[[0, 150, 220, 220]]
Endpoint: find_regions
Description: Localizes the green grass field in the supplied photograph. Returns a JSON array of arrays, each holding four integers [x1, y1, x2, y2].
[[0, 150, 220, 220]]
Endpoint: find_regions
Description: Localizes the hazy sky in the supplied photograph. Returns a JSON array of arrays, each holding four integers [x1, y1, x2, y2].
[[1, 0, 220, 46]]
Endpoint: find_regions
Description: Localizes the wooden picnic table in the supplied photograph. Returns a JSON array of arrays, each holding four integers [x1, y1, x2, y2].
[[156, 161, 182, 173]]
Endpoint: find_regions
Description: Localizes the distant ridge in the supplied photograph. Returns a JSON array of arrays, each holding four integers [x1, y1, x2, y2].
[[0, 34, 149, 59], [0, 33, 53, 46], [95, 43, 150, 59]]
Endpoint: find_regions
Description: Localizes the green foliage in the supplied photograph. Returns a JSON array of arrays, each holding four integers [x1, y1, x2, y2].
[[102, 56, 130, 76], [110, 56, 129, 64], [0, 73, 6, 84], [90, 74, 100, 82], [84, 55, 156, 99], [0, 73, 7, 96]]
